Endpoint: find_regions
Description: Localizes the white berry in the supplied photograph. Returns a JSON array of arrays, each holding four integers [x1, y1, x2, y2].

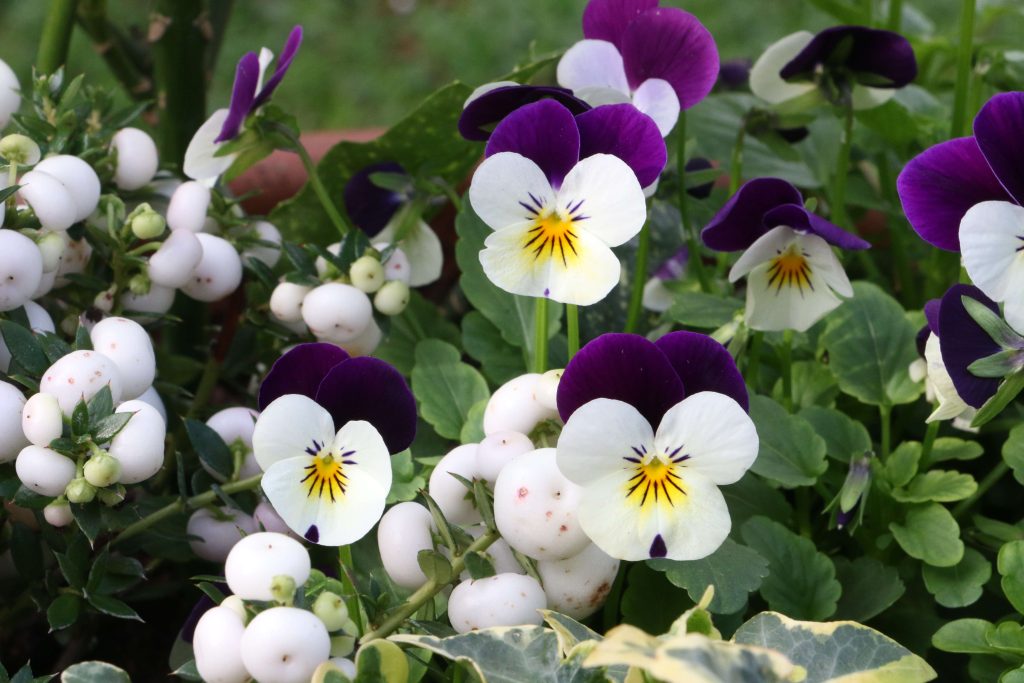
[[373, 280, 409, 316], [166, 181, 211, 233], [36, 231, 68, 273], [111, 128, 158, 191], [535, 369, 563, 412], [180, 233, 243, 302], [253, 499, 293, 536], [193, 606, 249, 683], [34, 155, 100, 222], [377, 501, 434, 589], [121, 283, 175, 315], [18, 170, 77, 231], [428, 444, 481, 525], [21, 392, 62, 447], [43, 500, 74, 527], [242, 220, 282, 268], [0, 230, 43, 311], [15, 445, 76, 496], [337, 317, 382, 358], [225, 531, 311, 601], [536, 542, 619, 619], [135, 385, 167, 422], [447, 574, 546, 633], [39, 350, 123, 415], [301, 283, 372, 343], [187, 507, 258, 563], [0, 59, 21, 128], [108, 399, 166, 484], [0, 381, 28, 462], [349, 255, 385, 293], [148, 229, 202, 288], [240, 607, 331, 683], [475, 431, 534, 485], [90, 316, 156, 400], [269, 282, 311, 323], [483, 374, 559, 437]]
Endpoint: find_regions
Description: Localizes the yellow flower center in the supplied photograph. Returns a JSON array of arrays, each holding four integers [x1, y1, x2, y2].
[[625, 454, 687, 511], [765, 244, 814, 293], [300, 454, 348, 502], [523, 211, 581, 266]]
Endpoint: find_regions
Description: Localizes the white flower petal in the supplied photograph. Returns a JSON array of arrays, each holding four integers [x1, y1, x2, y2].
[[749, 31, 818, 105], [729, 226, 795, 282], [557, 39, 630, 96], [556, 154, 646, 247], [632, 78, 679, 137], [924, 333, 971, 423], [852, 85, 895, 110], [256, 47, 274, 92], [800, 233, 853, 297], [960, 200, 1024, 307], [329, 420, 392, 491], [251, 394, 336, 471], [556, 398, 655, 486], [744, 259, 842, 332], [377, 219, 443, 287], [642, 277, 674, 312], [469, 152, 555, 231], [654, 392, 758, 486], [183, 109, 237, 182], [480, 220, 622, 305], [464, 80, 520, 108], [574, 86, 632, 107]]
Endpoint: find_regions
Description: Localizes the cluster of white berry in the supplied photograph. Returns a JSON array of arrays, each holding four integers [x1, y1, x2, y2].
[[269, 242, 411, 357], [0, 316, 166, 524], [378, 370, 618, 632], [192, 531, 376, 683]]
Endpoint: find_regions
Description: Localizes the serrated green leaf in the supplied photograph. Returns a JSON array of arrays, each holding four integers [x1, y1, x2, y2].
[[71, 503, 103, 546], [411, 340, 489, 441], [461, 311, 526, 386], [882, 441, 921, 488], [91, 412, 132, 443], [649, 538, 768, 614], [889, 503, 964, 567], [1004, 425, 1024, 486], [925, 437, 983, 466], [748, 395, 827, 488], [922, 548, 991, 609], [932, 618, 996, 654], [375, 292, 460, 376], [459, 399, 487, 445], [773, 360, 839, 409], [893, 470, 977, 503], [799, 405, 871, 462], [998, 540, 1024, 614], [833, 556, 904, 622]]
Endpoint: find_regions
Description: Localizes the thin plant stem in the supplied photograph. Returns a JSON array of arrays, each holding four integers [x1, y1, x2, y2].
[[566, 303, 580, 360], [293, 138, 351, 239], [796, 487, 812, 538], [361, 530, 500, 642], [728, 124, 746, 196], [780, 330, 794, 412], [920, 419, 941, 466], [6, 162, 17, 216], [677, 112, 711, 293], [879, 405, 892, 459], [951, 0, 977, 138], [337, 545, 365, 635], [886, 0, 903, 30], [747, 331, 764, 388], [151, 0, 207, 170], [112, 473, 263, 545], [953, 461, 1009, 519], [187, 355, 222, 419], [37, 0, 79, 75], [831, 105, 855, 230], [533, 297, 549, 374], [624, 222, 650, 334]]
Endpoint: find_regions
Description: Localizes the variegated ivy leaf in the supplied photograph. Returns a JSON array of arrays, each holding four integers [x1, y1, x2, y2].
[[733, 612, 936, 683]]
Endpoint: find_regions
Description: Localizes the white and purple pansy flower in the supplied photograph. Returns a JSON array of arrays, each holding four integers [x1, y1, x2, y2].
[[343, 161, 443, 287], [910, 296, 976, 426], [898, 92, 1024, 332], [554, 332, 753, 562], [251, 343, 416, 545], [702, 177, 870, 332], [641, 246, 687, 313], [184, 26, 303, 182], [556, 0, 719, 136], [750, 25, 917, 110], [459, 82, 591, 142], [468, 99, 663, 306]]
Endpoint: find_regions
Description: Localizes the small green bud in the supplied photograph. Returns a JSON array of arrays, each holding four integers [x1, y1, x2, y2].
[[270, 574, 297, 604], [349, 255, 385, 294], [0, 134, 41, 165], [128, 273, 151, 296], [84, 451, 121, 488], [129, 203, 166, 240], [329, 634, 356, 658], [373, 280, 409, 316], [65, 477, 97, 504], [313, 591, 349, 631], [97, 484, 126, 507], [36, 231, 67, 272]]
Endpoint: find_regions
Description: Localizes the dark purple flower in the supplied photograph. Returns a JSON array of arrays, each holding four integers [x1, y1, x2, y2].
[[717, 58, 752, 90], [780, 25, 917, 90], [459, 84, 591, 142], [216, 26, 303, 143], [938, 284, 1001, 409], [897, 92, 1021, 251], [556, 331, 748, 428], [684, 157, 715, 199], [702, 177, 870, 252], [485, 99, 667, 188], [258, 342, 416, 453], [653, 247, 688, 280], [343, 162, 408, 238], [916, 298, 941, 356]]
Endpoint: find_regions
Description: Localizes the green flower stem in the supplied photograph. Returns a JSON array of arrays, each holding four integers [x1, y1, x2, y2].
[[886, 0, 903, 30], [566, 303, 580, 360], [796, 487, 812, 538], [76, 0, 153, 99], [831, 104, 855, 231], [112, 473, 263, 545], [534, 297, 549, 373], [361, 529, 500, 643], [747, 331, 764, 388], [920, 419, 941, 466], [151, 0, 207, 170], [293, 136, 352, 239], [6, 162, 17, 216], [950, 0, 977, 138], [678, 112, 712, 294], [337, 545, 365, 636], [37, 0, 79, 75], [624, 221, 651, 334], [187, 355, 223, 419], [953, 461, 1009, 519], [728, 124, 746, 196], [879, 405, 892, 459], [780, 330, 794, 412]]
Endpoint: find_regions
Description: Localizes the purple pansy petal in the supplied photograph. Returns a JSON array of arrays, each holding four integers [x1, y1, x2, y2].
[[763, 204, 871, 250], [575, 104, 667, 187], [315, 357, 417, 454], [620, 8, 719, 110], [344, 161, 406, 237], [486, 100, 581, 188], [974, 92, 1024, 206], [582, 0, 659, 48], [258, 342, 350, 410], [915, 325, 929, 358], [924, 299, 941, 335], [684, 157, 714, 199], [556, 333, 686, 428], [459, 85, 591, 142], [215, 51, 261, 143], [896, 137, 1011, 252], [654, 246, 688, 280], [717, 58, 752, 90], [780, 25, 917, 89], [654, 331, 749, 411], [253, 25, 304, 109], [701, 177, 803, 251], [938, 284, 1001, 409]]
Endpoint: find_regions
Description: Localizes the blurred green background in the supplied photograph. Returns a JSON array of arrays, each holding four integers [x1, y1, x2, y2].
[[0, 0, 1017, 131]]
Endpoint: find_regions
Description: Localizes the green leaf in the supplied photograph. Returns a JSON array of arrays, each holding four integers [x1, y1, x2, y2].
[[459, 399, 487, 445], [889, 503, 964, 567], [71, 398, 90, 437], [922, 548, 991, 609], [819, 281, 922, 407], [37, 332, 72, 365], [60, 662, 130, 683], [748, 395, 827, 488], [985, 621, 1024, 656], [91, 413, 132, 443], [881, 441, 921, 488], [185, 418, 233, 480], [972, 370, 1024, 428], [734, 612, 936, 683], [417, 549, 453, 584], [10, 522, 44, 578], [998, 540, 1024, 614], [932, 619, 996, 654], [0, 319, 49, 375], [925, 437, 983, 466], [892, 470, 977, 503], [385, 450, 426, 505], [649, 538, 768, 614], [411, 340, 489, 441], [86, 386, 114, 424], [461, 311, 525, 386], [833, 556, 904, 622], [740, 516, 840, 620], [664, 291, 743, 329], [374, 291, 460, 376], [46, 594, 81, 632], [772, 360, 838, 409], [720, 473, 793, 527], [71, 503, 103, 546], [1003, 425, 1024, 486], [463, 551, 496, 580], [85, 594, 143, 622], [799, 406, 871, 462]]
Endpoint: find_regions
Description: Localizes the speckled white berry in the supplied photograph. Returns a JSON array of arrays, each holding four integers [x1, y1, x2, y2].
[[111, 128, 158, 191], [377, 501, 434, 589], [428, 443, 481, 525], [180, 233, 243, 302], [0, 230, 43, 312], [240, 607, 331, 683], [15, 445, 75, 496], [90, 316, 156, 400], [536, 542, 619, 619], [447, 573, 545, 633], [225, 532, 311, 601], [39, 350, 123, 415], [475, 430, 534, 485]]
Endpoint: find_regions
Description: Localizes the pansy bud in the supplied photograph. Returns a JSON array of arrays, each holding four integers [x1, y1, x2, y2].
[[312, 591, 349, 632], [0, 134, 40, 165], [83, 451, 121, 488], [373, 280, 409, 316], [130, 203, 166, 240], [270, 574, 297, 604], [65, 477, 97, 504], [836, 452, 872, 529], [349, 255, 385, 293]]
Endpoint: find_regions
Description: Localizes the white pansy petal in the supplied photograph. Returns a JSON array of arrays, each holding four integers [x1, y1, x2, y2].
[[261, 456, 389, 546], [632, 78, 679, 137], [469, 152, 555, 231], [960, 201, 1024, 304], [557, 39, 630, 95], [377, 219, 443, 287], [251, 394, 336, 471], [183, 109, 237, 181], [749, 31, 818, 104], [924, 333, 970, 422], [329, 420, 392, 492], [1005, 297, 1024, 336], [852, 85, 895, 110], [578, 469, 662, 561], [652, 470, 732, 561], [480, 221, 621, 305], [556, 154, 646, 247], [798, 232, 853, 297], [556, 398, 655, 485], [574, 86, 632, 107], [729, 226, 796, 281], [256, 47, 274, 91], [654, 392, 758, 486], [464, 80, 520, 107], [744, 258, 842, 332]]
